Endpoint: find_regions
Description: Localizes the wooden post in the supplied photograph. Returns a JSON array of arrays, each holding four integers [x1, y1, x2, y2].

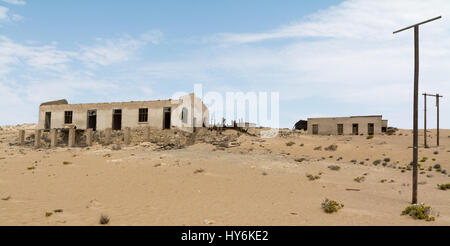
[[34, 129, 41, 148], [394, 16, 440, 205], [411, 26, 419, 205], [19, 130, 25, 146], [423, 93, 427, 148], [423, 93, 443, 147], [86, 128, 93, 146], [50, 129, 57, 147], [68, 127, 75, 147], [437, 94, 440, 146]]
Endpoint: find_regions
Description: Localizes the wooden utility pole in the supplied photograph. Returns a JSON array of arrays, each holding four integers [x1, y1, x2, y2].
[[423, 93, 428, 148], [423, 93, 443, 147], [423, 93, 444, 147], [393, 16, 441, 205], [437, 94, 442, 146]]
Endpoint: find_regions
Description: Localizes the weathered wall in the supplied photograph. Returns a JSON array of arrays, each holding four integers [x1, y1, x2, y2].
[[307, 116, 384, 135], [38, 94, 209, 132]]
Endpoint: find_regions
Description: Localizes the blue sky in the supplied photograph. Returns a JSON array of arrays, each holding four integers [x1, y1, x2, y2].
[[1, 0, 449, 129]]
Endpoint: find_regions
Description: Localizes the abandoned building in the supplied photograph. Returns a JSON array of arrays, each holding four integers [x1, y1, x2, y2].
[[38, 93, 209, 133], [307, 115, 388, 136]]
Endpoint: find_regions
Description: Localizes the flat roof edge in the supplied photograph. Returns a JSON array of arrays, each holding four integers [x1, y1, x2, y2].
[[307, 115, 383, 120]]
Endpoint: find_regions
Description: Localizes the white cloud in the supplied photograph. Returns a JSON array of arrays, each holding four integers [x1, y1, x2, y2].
[[0, 5, 24, 22], [0, 31, 163, 125], [144, 0, 450, 128], [211, 0, 448, 44], [78, 31, 163, 67], [0, 6, 9, 20], [2, 0, 26, 5], [11, 13, 22, 21], [0, 36, 77, 74]]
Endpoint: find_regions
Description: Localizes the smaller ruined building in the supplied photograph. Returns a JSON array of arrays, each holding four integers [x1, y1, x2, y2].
[[294, 120, 308, 131], [307, 115, 388, 135], [38, 93, 209, 133]]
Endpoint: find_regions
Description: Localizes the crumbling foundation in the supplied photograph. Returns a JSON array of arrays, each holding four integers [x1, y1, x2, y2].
[[86, 128, 93, 146], [68, 128, 75, 147], [104, 128, 112, 145], [124, 127, 131, 145]]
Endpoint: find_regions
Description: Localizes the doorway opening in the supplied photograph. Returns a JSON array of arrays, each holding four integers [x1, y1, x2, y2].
[[45, 112, 51, 130], [112, 109, 122, 130], [368, 123, 374, 135], [312, 124, 319, 135], [337, 124, 344, 135], [87, 110, 97, 131], [163, 107, 171, 129], [352, 124, 359, 135]]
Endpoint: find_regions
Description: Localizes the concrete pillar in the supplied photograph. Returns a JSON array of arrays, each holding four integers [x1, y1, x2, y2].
[[104, 128, 112, 145], [144, 126, 150, 142], [50, 129, 57, 147], [19, 130, 25, 146], [34, 129, 41, 148], [86, 128, 93, 146], [124, 127, 131, 145], [68, 128, 75, 147]]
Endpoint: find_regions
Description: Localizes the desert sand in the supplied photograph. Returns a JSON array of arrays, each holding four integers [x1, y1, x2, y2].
[[0, 124, 449, 226]]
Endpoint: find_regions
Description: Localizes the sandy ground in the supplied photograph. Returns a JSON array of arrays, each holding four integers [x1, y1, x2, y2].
[[0, 125, 449, 225]]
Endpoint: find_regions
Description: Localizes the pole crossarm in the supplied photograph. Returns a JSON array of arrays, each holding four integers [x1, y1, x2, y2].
[[423, 93, 443, 97], [423, 93, 444, 106], [393, 16, 442, 34]]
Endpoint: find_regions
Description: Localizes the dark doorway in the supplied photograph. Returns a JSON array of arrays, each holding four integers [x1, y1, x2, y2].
[[163, 107, 171, 129], [87, 110, 97, 131], [45, 112, 51, 130], [312, 124, 319, 135], [352, 124, 359, 135], [112, 109, 122, 130], [368, 123, 374, 135], [337, 124, 344, 135]]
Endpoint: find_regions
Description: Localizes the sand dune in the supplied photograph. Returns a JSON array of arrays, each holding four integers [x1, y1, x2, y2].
[[0, 125, 449, 225]]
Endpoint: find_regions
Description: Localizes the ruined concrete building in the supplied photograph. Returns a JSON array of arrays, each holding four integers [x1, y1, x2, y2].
[[38, 93, 209, 132], [307, 115, 388, 135]]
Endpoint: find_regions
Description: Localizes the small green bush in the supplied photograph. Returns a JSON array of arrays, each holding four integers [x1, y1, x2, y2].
[[321, 198, 344, 213], [437, 184, 450, 190], [401, 204, 435, 221], [62, 161, 72, 165], [286, 141, 295, 147], [306, 174, 321, 181], [328, 165, 341, 171], [420, 157, 428, 163], [99, 214, 110, 225], [45, 212, 53, 217], [354, 176, 365, 183], [325, 144, 338, 151], [194, 169, 205, 174], [366, 135, 374, 139]]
